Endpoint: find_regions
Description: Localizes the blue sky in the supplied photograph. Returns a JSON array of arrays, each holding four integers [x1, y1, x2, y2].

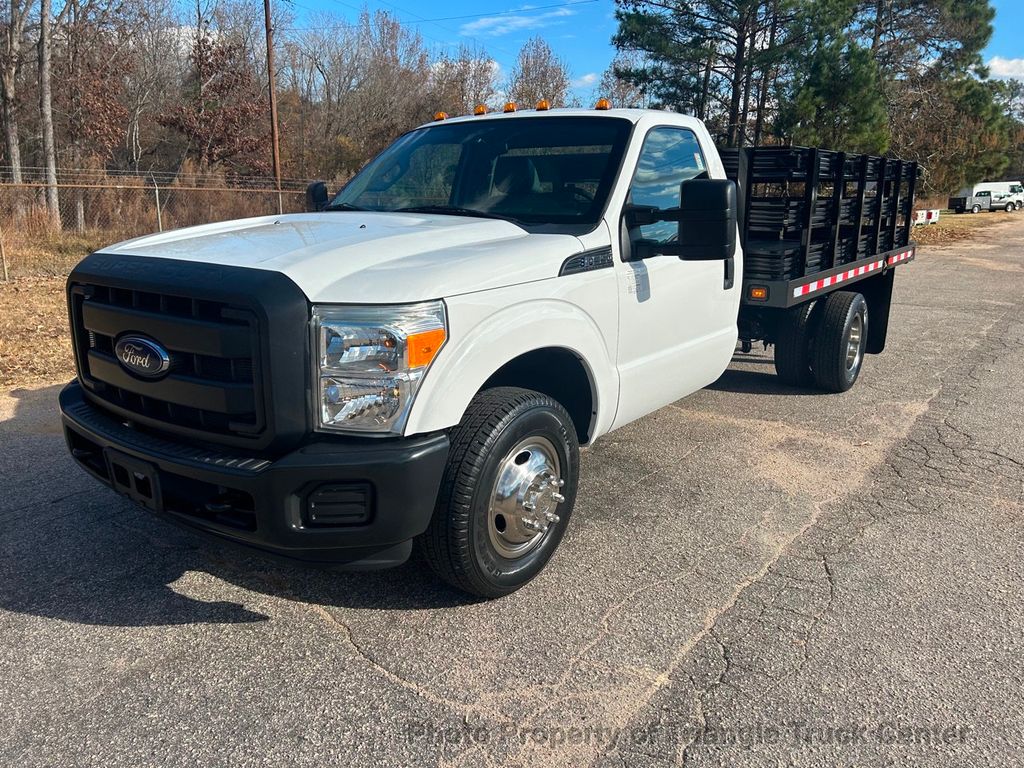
[[288, 0, 1024, 95]]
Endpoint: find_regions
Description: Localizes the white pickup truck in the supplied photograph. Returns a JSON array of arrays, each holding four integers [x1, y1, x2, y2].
[[60, 107, 918, 597]]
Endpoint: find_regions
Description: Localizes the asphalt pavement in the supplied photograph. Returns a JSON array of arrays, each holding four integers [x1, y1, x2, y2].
[[2, 217, 1022, 767]]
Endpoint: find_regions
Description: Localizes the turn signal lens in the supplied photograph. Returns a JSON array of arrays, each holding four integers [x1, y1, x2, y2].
[[408, 328, 447, 369], [503, 101, 517, 113], [536, 99, 550, 111], [433, 111, 449, 121], [594, 97, 612, 110], [473, 104, 488, 115], [749, 286, 768, 301]]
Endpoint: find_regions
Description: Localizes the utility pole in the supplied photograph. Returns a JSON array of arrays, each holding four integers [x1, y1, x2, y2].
[[263, 0, 283, 202]]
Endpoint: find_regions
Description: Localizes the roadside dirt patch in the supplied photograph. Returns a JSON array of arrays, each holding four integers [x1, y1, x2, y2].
[[0, 277, 73, 387], [912, 210, 1019, 246]]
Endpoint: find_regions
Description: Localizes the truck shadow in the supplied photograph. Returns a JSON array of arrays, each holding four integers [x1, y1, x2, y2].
[[709, 366, 820, 397], [0, 384, 474, 629]]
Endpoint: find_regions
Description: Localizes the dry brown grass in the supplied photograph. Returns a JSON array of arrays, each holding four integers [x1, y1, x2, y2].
[[2, 228, 109, 279], [0, 276, 73, 387], [912, 209, 1020, 246]]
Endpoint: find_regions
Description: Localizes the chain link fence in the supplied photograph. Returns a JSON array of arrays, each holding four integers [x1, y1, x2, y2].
[[0, 170, 309, 281]]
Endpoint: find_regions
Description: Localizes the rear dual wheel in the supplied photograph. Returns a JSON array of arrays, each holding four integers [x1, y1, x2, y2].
[[773, 291, 868, 393], [773, 300, 820, 387], [811, 291, 868, 392]]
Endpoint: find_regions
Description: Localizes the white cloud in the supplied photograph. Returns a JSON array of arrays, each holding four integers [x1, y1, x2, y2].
[[460, 8, 574, 37], [987, 56, 1024, 80], [572, 72, 599, 88]]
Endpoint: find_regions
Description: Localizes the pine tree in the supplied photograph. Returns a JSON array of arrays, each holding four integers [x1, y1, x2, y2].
[[778, 39, 889, 152]]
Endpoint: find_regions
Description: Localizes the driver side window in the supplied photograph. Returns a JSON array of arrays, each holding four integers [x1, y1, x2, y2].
[[629, 127, 706, 245]]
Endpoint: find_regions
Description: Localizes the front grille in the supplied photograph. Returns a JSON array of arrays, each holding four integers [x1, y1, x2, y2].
[[70, 281, 265, 440]]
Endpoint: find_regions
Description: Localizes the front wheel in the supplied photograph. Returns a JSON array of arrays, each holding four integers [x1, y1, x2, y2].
[[1016, 201, 1023, 211], [419, 387, 579, 598], [1006, 203, 1014, 213]]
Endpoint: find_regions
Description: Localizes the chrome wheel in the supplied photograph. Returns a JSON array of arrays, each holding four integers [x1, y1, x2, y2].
[[845, 313, 863, 371], [487, 436, 564, 560]]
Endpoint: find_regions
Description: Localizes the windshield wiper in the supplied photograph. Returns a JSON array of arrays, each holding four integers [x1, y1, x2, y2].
[[324, 202, 367, 212], [394, 205, 522, 225]]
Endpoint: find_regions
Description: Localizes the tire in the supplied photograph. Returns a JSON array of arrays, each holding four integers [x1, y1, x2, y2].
[[1005, 203, 1014, 213], [812, 291, 868, 393], [773, 300, 821, 387], [419, 386, 579, 598], [971, 205, 981, 214], [1016, 201, 1023, 211]]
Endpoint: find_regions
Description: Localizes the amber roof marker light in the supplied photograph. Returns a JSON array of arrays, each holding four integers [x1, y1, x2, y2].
[[503, 102, 517, 113], [433, 111, 449, 121], [536, 99, 551, 111], [594, 98, 612, 110], [473, 104, 488, 115]]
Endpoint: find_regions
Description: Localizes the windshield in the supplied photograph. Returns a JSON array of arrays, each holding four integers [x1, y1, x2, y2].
[[330, 116, 633, 232]]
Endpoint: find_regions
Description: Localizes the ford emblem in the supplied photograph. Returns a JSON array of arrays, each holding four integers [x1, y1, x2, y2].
[[114, 335, 171, 379]]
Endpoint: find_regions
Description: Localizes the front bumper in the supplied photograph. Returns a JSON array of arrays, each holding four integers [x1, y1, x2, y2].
[[59, 381, 449, 569]]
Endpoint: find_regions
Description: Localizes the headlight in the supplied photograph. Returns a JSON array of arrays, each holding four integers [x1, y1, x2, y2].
[[312, 301, 447, 434]]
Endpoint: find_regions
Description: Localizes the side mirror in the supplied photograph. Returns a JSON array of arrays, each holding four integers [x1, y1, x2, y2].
[[676, 178, 737, 261], [305, 181, 330, 212]]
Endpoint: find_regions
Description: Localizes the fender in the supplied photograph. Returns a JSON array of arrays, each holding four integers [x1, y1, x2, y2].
[[405, 294, 619, 442]]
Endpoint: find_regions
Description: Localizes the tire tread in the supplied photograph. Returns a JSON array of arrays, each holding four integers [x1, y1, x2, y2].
[[812, 291, 866, 393], [774, 301, 819, 387], [419, 386, 575, 597]]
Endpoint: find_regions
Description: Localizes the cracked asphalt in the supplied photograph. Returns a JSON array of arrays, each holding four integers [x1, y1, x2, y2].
[[2, 218, 1023, 767]]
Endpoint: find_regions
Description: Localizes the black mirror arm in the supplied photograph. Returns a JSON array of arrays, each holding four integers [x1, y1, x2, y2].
[[624, 205, 683, 227], [632, 241, 684, 260]]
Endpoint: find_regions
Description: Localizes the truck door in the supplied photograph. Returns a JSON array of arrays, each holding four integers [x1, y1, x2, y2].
[[611, 126, 738, 429]]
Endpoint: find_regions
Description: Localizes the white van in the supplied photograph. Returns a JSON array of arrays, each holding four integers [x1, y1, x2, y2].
[[949, 181, 1024, 213]]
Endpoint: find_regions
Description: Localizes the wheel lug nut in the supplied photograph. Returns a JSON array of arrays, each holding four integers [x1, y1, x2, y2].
[[523, 501, 536, 512], [544, 512, 560, 524], [551, 492, 565, 503], [554, 478, 565, 488]]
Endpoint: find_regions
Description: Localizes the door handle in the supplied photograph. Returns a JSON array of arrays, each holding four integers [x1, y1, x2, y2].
[[724, 256, 735, 290]]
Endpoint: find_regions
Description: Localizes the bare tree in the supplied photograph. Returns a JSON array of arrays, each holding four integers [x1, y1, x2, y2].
[[506, 37, 570, 107], [38, 0, 58, 223], [597, 51, 650, 108], [430, 45, 498, 116], [121, 0, 189, 171], [0, 0, 30, 182]]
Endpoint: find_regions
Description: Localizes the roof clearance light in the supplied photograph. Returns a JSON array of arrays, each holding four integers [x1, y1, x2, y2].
[[474, 104, 488, 115], [503, 102, 517, 113], [433, 111, 449, 121], [536, 99, 550, 111], [594, 97, 612, 110]]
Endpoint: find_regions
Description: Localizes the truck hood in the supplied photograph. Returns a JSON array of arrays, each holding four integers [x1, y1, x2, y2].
[[102, 212, 583, 303]]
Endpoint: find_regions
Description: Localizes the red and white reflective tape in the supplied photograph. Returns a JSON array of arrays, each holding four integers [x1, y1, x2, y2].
[[792, 258, 886, 298], [887, 249, 914, 266]]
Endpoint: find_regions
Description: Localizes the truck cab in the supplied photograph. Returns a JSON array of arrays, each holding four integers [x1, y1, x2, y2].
[[59, 107, 914, 597]]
